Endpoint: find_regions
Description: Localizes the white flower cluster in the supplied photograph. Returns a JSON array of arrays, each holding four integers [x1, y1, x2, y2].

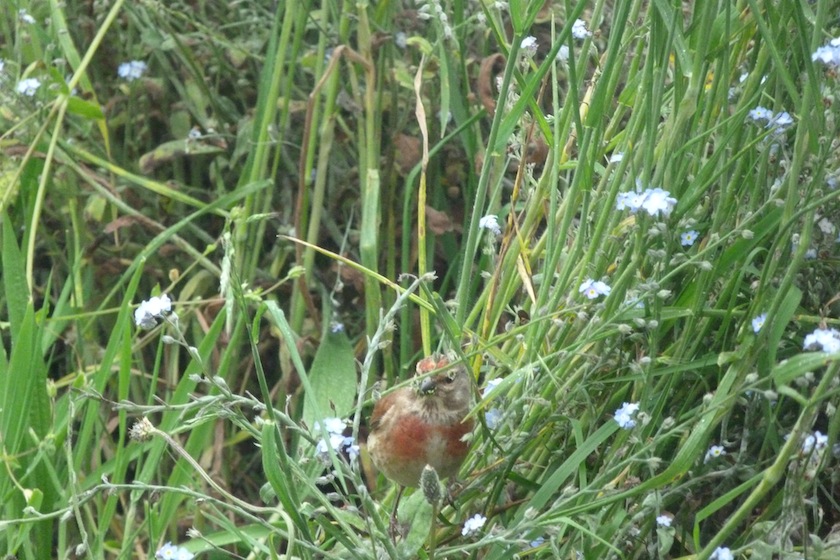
[[156, 542, 193, 560], [656, 514, 672, 528], [479, 214, 502, 236], [801, 430, 828, 455], [680, 230, 699, 246], [529, 536, 545, 548], [520, 36, 538, 58], [748, 106, 794, 134], [571, 19, 591, 39], [19, 9, 36, 24], [803, 327, 840, 353], [118, 60, 148, 82], [710, 547, 734, 560], [614, 402, 639, 429], [579, 278, 611, 300], [751, 313, 767, 333], [704, 444, 726, 464], [462, 513, 487, 536], [812, 37, 840, 68], [483, 378, 504, 429], [134, 294, 173, 329], [16, 78, 41, 96], [784, 429, 830, 472], [616, 180, 678, 218], [314, 417, 359, 462]]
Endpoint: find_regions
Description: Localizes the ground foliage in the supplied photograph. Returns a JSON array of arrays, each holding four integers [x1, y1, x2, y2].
[[2, 0, 840, 558]]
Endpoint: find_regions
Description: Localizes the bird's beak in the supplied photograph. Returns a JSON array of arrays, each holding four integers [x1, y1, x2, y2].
[[419, 377, 437, 395]]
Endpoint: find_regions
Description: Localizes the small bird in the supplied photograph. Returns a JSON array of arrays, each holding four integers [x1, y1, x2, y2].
[[367, 352, 474, 502]]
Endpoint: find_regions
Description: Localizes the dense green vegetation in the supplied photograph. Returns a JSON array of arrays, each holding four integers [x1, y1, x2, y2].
[[2, 0, 840, 558]]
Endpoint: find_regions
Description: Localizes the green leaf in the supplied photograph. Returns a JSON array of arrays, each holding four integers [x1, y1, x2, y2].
[[514, 420, 618, 521], [507, 0, 543, 34], [303, 328, 358, 429], [718, 207, 782, 271], [438, 41, 451, 140], [652, 0, 692, 75], [406, 35, 434, 55], [657, 527, 675, 556], [420, 283, 463, 347], [1, 218, 51, 442], [766, 286, 801, 365], [0, 302, 38, 465], [509, 0, 523, 33], [0, 298, 52, 553], [48, 0, 110, 146], [771, 352, 836, 387], [66, 96, 105, 120], [261, 421, 296, 513], [396, 491, 434, 558], [3, 216, 30, 331], [139, 138, 225, 174]]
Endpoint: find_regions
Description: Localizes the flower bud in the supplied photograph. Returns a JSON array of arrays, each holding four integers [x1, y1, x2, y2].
[[421, 464, 442, 506]]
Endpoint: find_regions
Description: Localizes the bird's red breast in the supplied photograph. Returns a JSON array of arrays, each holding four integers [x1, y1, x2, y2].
[[368, 355, 473, 487]]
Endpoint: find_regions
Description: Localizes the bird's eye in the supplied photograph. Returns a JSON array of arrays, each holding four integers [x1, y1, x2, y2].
[[443, 374, 456, 383]]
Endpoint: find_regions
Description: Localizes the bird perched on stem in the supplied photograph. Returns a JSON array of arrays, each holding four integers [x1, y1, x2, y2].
[[367, 353, 474, 534]]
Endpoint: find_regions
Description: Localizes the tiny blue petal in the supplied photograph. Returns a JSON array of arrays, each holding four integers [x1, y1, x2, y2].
[[680, 230, 699, 246]]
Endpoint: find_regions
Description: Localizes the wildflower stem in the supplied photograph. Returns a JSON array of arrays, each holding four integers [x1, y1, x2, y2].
[[428, 502, 438, 560], [293, 41, 346, 332], [356, 2, 384, 361], [236, 0, 299, 281], [454, 37, 521, 328], [23, 0, 128, 291], [352, 273, 434, 439], [415, 55, 433, 356]]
